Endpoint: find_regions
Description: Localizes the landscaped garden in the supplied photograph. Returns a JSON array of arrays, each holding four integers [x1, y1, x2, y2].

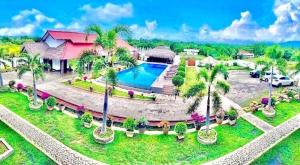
[[0, 121, 54, 164], [0, 92, 263, 164], [252, 129, 300, 165], [253, 101, 300, 126], [64, 79, 155, 101], [179, 66, 198, 94]]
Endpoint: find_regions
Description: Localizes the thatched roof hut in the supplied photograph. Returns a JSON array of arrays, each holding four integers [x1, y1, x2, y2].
[[145, 46, 176, 63], [201, 56, 218, 66]]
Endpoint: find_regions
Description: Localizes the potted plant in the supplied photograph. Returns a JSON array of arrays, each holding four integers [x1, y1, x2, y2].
[[128, 90, 134, 99], [227, 107, 238, 125], [106, 116, 113, 127], [174, 122, 187, 140], [123, 117, 136, 137], [191, 112, 204, 130], [46, 96, 57, 111], [137, 117, 148, 134], [8, 80, 15, 89], [81, 112, 93, 128], [261, 97, 276, 117], [215, 108, 225, 124], [58, 103, 65, 111], [151, 94, 156, 101], [26, 87, 33, 100], [158, 121, 170, 135], [16, 83, 24, 92]]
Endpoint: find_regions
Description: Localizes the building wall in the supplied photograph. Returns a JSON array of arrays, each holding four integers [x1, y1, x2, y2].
[[44, 35, 65, 48]]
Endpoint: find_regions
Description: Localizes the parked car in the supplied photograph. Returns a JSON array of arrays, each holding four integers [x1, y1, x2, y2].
[[250, 69, 260, 78], [262, 71, 278, 81], [272, 75, 294, 87]]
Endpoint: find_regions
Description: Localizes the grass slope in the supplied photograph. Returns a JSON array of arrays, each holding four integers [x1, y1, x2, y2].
[[180, 67, 198, 95], [0, 121, 54, 164], [252, 129, 300, 165], [0, 92, 262, 164]]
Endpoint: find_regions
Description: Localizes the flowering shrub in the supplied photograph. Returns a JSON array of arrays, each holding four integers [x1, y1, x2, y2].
[[128, 90, 134, 98], [16, 83, 24, 91], [83, 76, 88, 81], [191, 112, 205, 123], [77, 105, 85, 111], [261, 98, 269, 105], [41, 92, 50, 100]]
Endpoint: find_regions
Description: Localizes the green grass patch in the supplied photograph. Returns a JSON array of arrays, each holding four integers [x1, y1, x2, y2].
[[0, 121, 54, 164], [252, 129, 300, 165], [225, 65, 251, 71], [65, 80, 154, 101], [254, 101, 300, 126], [0, 92, 263, 164], [180, 67, 198, 95]]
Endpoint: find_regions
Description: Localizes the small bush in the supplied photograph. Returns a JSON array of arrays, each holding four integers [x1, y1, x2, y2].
[[174, 122, 187, 135], [227, 107, 238, 120], [123, 117, 136, 131], [233, 62, 238, 66], [16, 83, 24, 91], [83, 76, 88, 81], [137, 117, 148, 128], [172, 75, 184, 87], [8, 80, 15, 88], [176, 70, 185, 77], [46, 96, 57, 107], [178, 66, 185, 72], [27, 87, 33, 96], [128, 90, 134, 98], [81, 112, 93, 123]]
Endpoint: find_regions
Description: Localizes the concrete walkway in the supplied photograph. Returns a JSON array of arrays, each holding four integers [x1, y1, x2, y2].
[[205, 114, 300, 165], [0, 105, 103, 165], [241, 113, 274, 132]]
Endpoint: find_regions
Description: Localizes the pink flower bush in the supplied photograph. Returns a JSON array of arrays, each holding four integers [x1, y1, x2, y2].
[[261, 98, 269, 105], [16, 83, 24, 91], [83, 76, 88, 81], [41, 92, 50, 100], [128, 90, 134, 98], [191, 112, 205, 123], [77, 105, 85, 111]]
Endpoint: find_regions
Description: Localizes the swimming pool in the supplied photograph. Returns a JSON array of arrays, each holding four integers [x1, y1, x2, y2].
[[117, 63, 167, 89]]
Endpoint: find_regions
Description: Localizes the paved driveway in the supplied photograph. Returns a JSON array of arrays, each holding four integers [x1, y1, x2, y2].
[[226, 70, 270, 106]]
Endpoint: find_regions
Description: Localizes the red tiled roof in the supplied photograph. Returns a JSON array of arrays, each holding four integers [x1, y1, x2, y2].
[[62, 42, 102, 60]]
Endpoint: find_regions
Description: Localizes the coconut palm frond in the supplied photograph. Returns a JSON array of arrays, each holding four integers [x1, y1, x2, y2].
[[184, 82, 206, 98], [112, 25, 131, 37], [187, 96, 203, 114], [198, 68, 209, 82], [216, 80, 230, 94]]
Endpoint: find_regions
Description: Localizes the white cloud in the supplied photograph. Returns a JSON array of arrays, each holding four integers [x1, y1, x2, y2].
[[79, 3, 133, 23], [130, 20, 158, 39], [0, 9, 63, 36], [198, 0, 300, 42]]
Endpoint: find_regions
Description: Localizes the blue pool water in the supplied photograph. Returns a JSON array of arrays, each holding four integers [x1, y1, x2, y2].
[[117, 63, 167, 89]]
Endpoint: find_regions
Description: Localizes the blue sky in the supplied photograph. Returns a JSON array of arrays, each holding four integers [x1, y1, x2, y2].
[[0, 0, 299, 42]]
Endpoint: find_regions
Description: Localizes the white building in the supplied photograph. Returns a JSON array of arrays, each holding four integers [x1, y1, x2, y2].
[[184, 49, 199, 56]]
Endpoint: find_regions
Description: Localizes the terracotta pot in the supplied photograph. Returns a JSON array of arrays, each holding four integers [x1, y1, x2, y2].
[[216, 117, 223, 124], [162, 127, 169, 135], [47, 106, 54, 111]]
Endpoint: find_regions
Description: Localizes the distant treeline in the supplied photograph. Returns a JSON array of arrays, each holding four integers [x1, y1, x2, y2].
[[0, 36, 39, 45], [128, 39, 299, 61]]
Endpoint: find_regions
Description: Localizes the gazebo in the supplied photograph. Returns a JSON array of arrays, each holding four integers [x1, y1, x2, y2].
[[145, 46, 176, 64]]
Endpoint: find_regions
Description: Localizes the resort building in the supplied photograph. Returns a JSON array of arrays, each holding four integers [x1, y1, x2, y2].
[[236, 50, 255, 59], [22, 30, 138, 74], [183, 49, 199, 56], [145, 46, 176, 64]]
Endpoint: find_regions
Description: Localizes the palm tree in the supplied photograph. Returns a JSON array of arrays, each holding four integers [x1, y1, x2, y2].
[[184, 64, 229, 135], [256, 45, 286, 110], [17, 53, 47, 106], [86, 25, 136, 134], [0, 48, 7, 87]]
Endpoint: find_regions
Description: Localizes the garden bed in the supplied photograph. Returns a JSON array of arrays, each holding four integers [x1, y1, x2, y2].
[[64, 80, 154, 101], [253, 101, 300, 126], [0, 138, 13, 161], [0, 92, 263, 164]]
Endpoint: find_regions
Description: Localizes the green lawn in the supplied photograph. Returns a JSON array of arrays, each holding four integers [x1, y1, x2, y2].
[[225, 65, 251, 71], [0, 121, 54, 165], [65, 80, 154, 101], [0, 92, 263, 164], [252, 129, 300, 165], [180, 67, 198, 95], [254, 101, 300, 126]]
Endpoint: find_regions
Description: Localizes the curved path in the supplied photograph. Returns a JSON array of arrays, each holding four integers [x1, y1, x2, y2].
[[0, 105, 104, 165], [205, 114, 300, 165]]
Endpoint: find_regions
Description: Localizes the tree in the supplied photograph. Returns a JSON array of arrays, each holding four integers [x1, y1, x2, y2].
[[0, 48, 9, 87], [75, 50, 96, 77], [256, 45, 286, 111], [184, 64, 229, 135], [86, 25, 137, 134], [17, 53, 47, 106]]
